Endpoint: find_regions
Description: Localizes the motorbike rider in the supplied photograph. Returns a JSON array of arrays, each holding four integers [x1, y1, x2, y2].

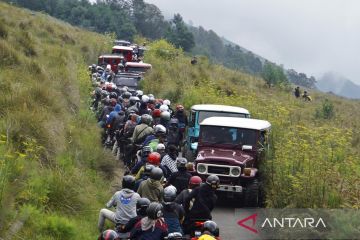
[[156, 143, 166, 159], [183, 175, 220, 234], [137, 167, 164, 202], [167, 118, 181, 148], [132, 114, 153, 145], [167, 158, 192, 194], [160, 111, 171, 129], [162, 186, 185, 234], [130, 202, 168, 239], [135, 152, 168, 182], [174, 105, 188, 140], [98, 175, 140, 233], [175, 176, 202, 207], [119, 197, 151, 233], [146, 124, 167, 152], [161, 145, 179, 176], [131, 145, 152, 175]]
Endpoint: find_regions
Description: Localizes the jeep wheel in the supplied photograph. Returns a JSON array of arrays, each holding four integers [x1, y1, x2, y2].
[[244, 180, 260, 207]]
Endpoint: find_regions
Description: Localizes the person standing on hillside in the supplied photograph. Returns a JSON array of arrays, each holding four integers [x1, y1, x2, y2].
[[294, 86, 301, 98]]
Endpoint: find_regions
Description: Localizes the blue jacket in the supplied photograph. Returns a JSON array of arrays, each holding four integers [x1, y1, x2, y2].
[[106, 104, 122, 125]]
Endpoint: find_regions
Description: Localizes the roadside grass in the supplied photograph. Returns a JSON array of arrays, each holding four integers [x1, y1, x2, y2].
[[0, 2, 115, 238]]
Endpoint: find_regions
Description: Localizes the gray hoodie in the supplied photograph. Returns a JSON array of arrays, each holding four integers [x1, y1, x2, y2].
[[106, 188, 140, 224]]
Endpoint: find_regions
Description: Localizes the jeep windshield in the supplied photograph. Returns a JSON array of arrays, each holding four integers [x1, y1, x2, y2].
[[199, 125, 257, 147], [198, 111, 249, 124], [126, 67, 148, 73]]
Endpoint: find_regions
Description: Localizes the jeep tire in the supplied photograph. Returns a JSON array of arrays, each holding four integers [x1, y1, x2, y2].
[[244, 179, 260, 207]]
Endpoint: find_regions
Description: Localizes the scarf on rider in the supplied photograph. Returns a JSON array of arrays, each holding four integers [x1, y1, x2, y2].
[[140, 217, 166, 231]]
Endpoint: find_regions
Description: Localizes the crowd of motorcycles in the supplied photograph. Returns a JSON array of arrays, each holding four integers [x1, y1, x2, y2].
[[88, 52, 222, 240]]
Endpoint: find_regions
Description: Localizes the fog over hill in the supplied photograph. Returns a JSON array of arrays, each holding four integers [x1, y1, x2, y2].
[[317, 72, 360, 99]]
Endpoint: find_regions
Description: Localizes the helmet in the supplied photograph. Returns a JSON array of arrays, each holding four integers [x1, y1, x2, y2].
[[109, 92, 118, 99], [122, 91, 132, 99], [146, 202, 163, 220], [202, 221, 219, 236], [169, 118, 179, 127], [189, 176, 202, 188], [163, 99, 171, 106], [154, 124, 166, 135], [163, 185, 177, 202], [150, 167, 163, 181], [144, 164, 154, 176], [159, 105, 169, 112], [149, 95, 155, 103], [106, 64, 111, 70], [100, 230, 119, 240], [176, 105, 184, 111], [142, 145, 152, 157], [101, 90, 109, 98], [136, 90, 143, 97], [129, 96, 139, 106], [160, 111, 171, 121], [156, 143, 166, 151], [141, 114, 152, 125], [141, 95, 149, 103], [167, 232, 183, 240], [118, 63, 124, 69], [206, 175, 220, 190], [136, 197, 150, 216], [148, 94, 154, 98], [122, 175, 136, 190], [152, 109, 161, 118], [176, 157, 187, 169], [147, 152, 161, 166]]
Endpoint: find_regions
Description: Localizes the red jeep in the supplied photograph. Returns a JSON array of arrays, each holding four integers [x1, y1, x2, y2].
[[112, 46, 133, 62], [195, 117, 271, 207], [98, 54, 124, 73]]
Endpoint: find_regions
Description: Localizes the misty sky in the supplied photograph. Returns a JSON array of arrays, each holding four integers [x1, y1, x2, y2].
[[145, 0, 360, 84]]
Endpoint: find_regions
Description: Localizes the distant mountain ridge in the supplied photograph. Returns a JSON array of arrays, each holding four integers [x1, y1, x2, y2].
[[317, 72, 360, 99]]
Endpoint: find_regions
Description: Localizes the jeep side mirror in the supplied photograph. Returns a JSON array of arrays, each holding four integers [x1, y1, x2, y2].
[[242, 145, 253, 151]]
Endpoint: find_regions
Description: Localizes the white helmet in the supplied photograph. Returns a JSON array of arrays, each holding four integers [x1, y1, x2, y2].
[[157, 143, 166, 151], [142, 95, 149, 103], [154, 124, 167, 135], [136, 90, 144, 96], [160, 111, 171, 121], [106, 64, 111, 70], [163, 99, 171, 106], [159, 104, 169, 112]]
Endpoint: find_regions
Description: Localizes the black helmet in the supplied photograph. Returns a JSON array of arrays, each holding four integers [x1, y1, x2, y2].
[[176, 157, 187, 170], [122, 175, 135, 190], [136, 197, 150, 216], [206, 174, 220, 190], [141, 145, 152, 157], [202, 220, 218, 236], [110, 92, 118, 99], [122, 91, 132, 99], [150, 167, 163, 181], [146, 202, 163, 220], [100, 229, 119, 240], [163, 185, 177, 202], [143, 164, 154, 176]]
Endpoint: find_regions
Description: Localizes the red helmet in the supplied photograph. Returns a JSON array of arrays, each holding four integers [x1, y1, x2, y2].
[[152, 109, 161, 118], [147, 152, 161, 165], [189, 176, 202, 188], [176, 104, 184, 111]]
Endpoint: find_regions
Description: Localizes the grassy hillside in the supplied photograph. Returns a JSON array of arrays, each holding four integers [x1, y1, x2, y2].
[[0, 3, 116, 239], [142, 40, 360, 208]]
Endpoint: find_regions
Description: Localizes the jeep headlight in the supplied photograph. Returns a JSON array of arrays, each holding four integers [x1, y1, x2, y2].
[[197, 164, 207, 174], [230, 167, 241, 177]]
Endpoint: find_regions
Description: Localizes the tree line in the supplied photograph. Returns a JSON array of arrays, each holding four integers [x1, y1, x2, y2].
[[7, 0, 316, 88]]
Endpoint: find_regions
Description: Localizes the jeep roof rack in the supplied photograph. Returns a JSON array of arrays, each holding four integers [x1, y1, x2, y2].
[[191, 104, 250, 115]]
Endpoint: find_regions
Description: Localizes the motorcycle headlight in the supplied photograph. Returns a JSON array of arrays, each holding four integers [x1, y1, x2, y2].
[[230, 167, 241, 177], [197, 164, 207, 174]]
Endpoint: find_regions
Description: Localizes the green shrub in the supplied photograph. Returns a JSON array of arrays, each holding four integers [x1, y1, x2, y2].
[[40, 215, 76, 239], [0, 19, 8, 39], [315, 98, 335, 119]]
